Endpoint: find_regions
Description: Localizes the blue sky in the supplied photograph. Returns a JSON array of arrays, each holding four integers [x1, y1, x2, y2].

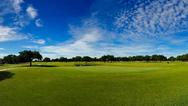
[[0, 0, 188, 58]]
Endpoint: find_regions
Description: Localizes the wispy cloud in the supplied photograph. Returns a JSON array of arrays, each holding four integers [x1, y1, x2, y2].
[[115, 0, 188, 38], [41, 41, 184, 58], [40, 0, 188, 58], [41, 28, 103, 57], [0, 48, 5, 51], [0, 0, 41, 27], [0, 0, 23, 16], [26, 5, 38, 19], [22, 45, 38, 49], [12, 0, 24, 14], [0, 25, 27, 42], [39, 18, 169, 58], [35, 19, 43, 27], [33, 39, 46, 45], [0, 0, 43, 42]]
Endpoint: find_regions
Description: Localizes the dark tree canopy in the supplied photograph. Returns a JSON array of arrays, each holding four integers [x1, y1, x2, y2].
[[0, 58, 4, 64], [72, 56, 82, 62], [19, 50, 42, 66], [3, 55, 18, 64], [82, 56, 92, 62], [168, 56, 176, 61], [151, 55, 167, 61], [100, 55, 115, 62], [43, 57, 51, 62], [59, 57, 68, 62], [177, 54, 188, 61]]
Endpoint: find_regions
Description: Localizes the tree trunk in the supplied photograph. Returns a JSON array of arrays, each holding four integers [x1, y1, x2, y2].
[[30, 61, 32, 67]]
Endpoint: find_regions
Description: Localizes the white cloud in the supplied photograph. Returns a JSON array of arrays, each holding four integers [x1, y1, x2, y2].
[[0, 48, 5, 51], [0, 25, 27, 42], [41, 33, 100, 57], [0, 53, 9, 58], [12, 0, 24, 14], [40, 20, 105, 57], [40, 40, 188, 58], [41, 42, 177, 58], [115, 0, 188, 38], [22, 45, 38, 49], [0, 0, 43, 43], [0, 0, 24, 16], [13, 15, 30, 27], [39, 0, 188, 58], [33, 39, 46, 44], [26, 5, 38, 19], [39, 19, 155, 58], [35, 19, 43, 27]]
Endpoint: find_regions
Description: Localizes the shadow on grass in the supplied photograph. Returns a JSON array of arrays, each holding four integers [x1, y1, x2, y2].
[[30, 65, 58, 67], [74, 62, 98, 67], [0, 71, 14, 81]]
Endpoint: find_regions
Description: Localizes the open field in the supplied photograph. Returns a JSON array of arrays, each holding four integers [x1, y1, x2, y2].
[[1, 62, 188, 106]]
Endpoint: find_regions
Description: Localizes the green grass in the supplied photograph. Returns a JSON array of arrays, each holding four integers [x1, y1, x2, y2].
[[1, 62, 188, 106]]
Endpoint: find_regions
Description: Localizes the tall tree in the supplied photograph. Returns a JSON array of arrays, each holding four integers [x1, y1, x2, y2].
[[19, 50, 42, 67]]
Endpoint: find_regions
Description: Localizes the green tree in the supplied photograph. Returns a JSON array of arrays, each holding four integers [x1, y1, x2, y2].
[[151, 55, 167, 61], [82, 56, 92, 62], [168, 56, 176, 61], [144, 55, 151, 61], [0, 58, 4, 64], [3, 55, 18, 64], [72, 56, 82, 62], [177, 54, 188, 61], [100, 55, 115, 62], [19, 50, 42, 67], [43, 57, 51, 62], [59, 57, 68, 62]]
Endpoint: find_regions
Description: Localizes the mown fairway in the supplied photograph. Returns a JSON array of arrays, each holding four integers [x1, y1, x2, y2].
[[1, 62, 188, 106]]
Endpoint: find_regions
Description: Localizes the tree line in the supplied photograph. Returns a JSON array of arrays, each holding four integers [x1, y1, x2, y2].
[[43, 54, 188, 62], [0, 50, 42, 66], [1, 50, 188, 66]]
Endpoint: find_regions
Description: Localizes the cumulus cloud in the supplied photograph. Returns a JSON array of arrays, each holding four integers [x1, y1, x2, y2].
[[26, 5, 38, 19]]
